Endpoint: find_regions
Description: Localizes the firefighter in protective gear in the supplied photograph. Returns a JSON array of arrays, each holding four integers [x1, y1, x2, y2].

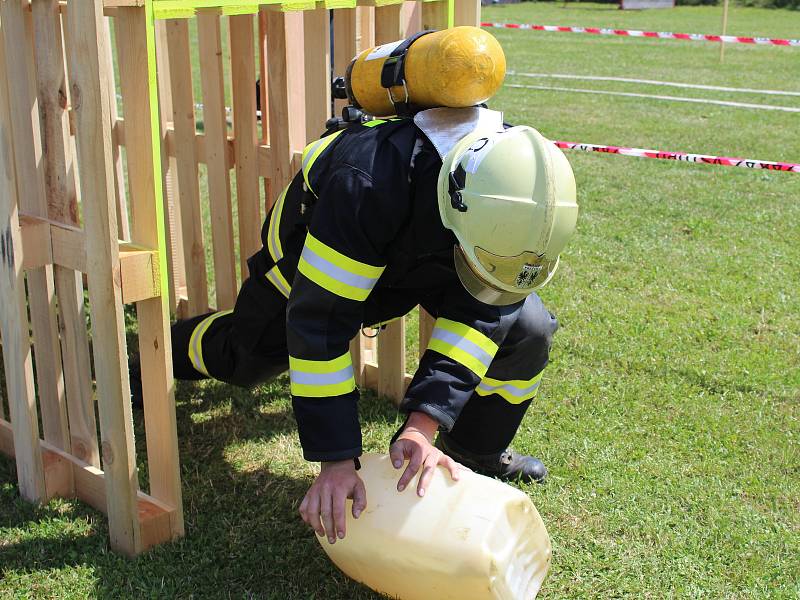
[[168, 107, 577, 544]]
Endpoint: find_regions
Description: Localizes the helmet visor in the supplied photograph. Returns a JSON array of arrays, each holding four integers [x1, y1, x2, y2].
[[473, 246, 558, 290], [454, 246, 531, 306]]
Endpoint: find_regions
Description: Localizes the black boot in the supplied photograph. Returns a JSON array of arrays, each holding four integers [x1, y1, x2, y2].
[[435, 432, 547, 484]]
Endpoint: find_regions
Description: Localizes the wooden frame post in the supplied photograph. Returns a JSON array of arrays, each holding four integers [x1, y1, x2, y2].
[[64, 0, 142, 556], [0, 8, 46, 502]]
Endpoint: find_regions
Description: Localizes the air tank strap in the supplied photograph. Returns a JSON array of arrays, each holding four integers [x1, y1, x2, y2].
[[380, 29, 436, 116]]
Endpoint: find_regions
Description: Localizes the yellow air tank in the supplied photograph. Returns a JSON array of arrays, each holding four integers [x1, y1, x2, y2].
[[345, 26, 506, 117], [317, 454, 551, 600]]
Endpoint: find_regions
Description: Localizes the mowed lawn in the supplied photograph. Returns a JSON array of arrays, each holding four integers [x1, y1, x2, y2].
[[2, 3, 799, 598]]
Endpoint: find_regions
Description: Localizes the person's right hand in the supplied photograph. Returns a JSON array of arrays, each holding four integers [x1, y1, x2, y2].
[[299, 459, 367, 544]]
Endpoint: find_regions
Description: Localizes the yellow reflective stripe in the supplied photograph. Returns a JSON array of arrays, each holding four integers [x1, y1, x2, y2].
[[436, 318, 499, 357], [363, 118, 402, 127], [425, 318, 499, 379], [291, 380, 357, 398], [304, 233, 384, 279], [265, 265, 291, 299], [188, 310, 233, 377], [297, 233, 384, 302], [475, 371, 544, 404], [428, 338, 491, 379], [289, 352, 356, 397], [301, 130, 344, 195], [267, 186, 289, 263], [289, 353, 352, 374]]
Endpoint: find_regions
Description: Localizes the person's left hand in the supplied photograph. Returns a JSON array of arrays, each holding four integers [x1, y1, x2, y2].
[[389, 411, 464, 498]]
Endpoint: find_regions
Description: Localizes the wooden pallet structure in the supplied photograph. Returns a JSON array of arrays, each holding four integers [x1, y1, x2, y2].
[[0, 0, 480, 555]]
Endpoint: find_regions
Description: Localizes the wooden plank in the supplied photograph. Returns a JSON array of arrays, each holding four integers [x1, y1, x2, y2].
[[454, 0, 479, 27], [197, 10, 237, 311], [2, 0, 70, 483], [377, 320, 406, 405], [358, 5, 375, 49], [401, 0, 421, 37], [119, 245, 160, 304], [257, 9, 272, 209], [0, 20, 46, 501], [32, 0, 99, 472], [333, 8, 356, 116], [265, 10, 305, 196], [422, 0, 448, 30], [118, 118, 236, 169], [229, 13, 261, 278], [19, 214, 53, 270], [49, 221, 86, 272], [0, 418, 176, 550], [165, 18, 208, 316], [104, 17, 131, 241], [303, 8, 331, 143], [66, 0, 141, 556], [375, 3, 402, 44], [154, 19, 185, 316], [350, 335, 365, 387], [115, 5, 184, 544], [419, 307, 435, 350]]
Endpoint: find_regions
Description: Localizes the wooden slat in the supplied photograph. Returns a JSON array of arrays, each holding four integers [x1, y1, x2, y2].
[[49, 220, 85, 272], [350, 336, 366, 387], [0, 418, 176, 551], [333, 8, 356, 116], [257, 9, 272, 209], [0, 17, 46, 501], [454, 0, 479, 27], [154, 19, 186, 315], [104, 17, 131, 241], [229, 13, 261, 279], [20, 214, 53, 270], [165, 18, 208, 316], [117, 118, 236, 169], [401, 0, 421, 37], [69, 0, 141, 556], [197, 10, 237, 311], [115, 5, 184, 545], [377, 320, 406, 405], [265, 10, 305, 196], [375, 3, 402, 43], [419, 307, 435, 351], [421, 0, 448, 30], [358, 5, 375, 49], [303, 8, 331, 143], [2, 0, 70, 486], [32, 0, 99, 472]]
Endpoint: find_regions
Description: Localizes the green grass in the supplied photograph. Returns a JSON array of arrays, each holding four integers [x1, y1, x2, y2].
[[3, 3, 800, 598]]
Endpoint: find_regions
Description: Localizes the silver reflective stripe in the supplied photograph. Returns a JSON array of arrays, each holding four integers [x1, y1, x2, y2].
[[430, 328, 494, 369], [289, 365, 355, 386], [478, 379, 541, 398], [266, 266, 290, 298], [301, 245, 381, 291], [302, 138, 324, 172]]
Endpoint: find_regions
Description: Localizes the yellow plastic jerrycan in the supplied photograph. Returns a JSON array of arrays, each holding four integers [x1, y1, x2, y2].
[[345, 26, 506, 117], [317, 453, 551, 600]]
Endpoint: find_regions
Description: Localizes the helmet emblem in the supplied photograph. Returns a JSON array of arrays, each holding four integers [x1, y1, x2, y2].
[[516, 264, 542, 288]]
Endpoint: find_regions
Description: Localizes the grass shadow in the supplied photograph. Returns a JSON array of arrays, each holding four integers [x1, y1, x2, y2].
[[1, 373, 400, 598]]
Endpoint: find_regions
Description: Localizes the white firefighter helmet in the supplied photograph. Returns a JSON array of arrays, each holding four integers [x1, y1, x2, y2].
[[437, 125, 578, 306]]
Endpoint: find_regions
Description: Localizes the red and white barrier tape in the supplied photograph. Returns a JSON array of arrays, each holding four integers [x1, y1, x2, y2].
[[554, 141, 800, 173], [482, 22, 800, 47]]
